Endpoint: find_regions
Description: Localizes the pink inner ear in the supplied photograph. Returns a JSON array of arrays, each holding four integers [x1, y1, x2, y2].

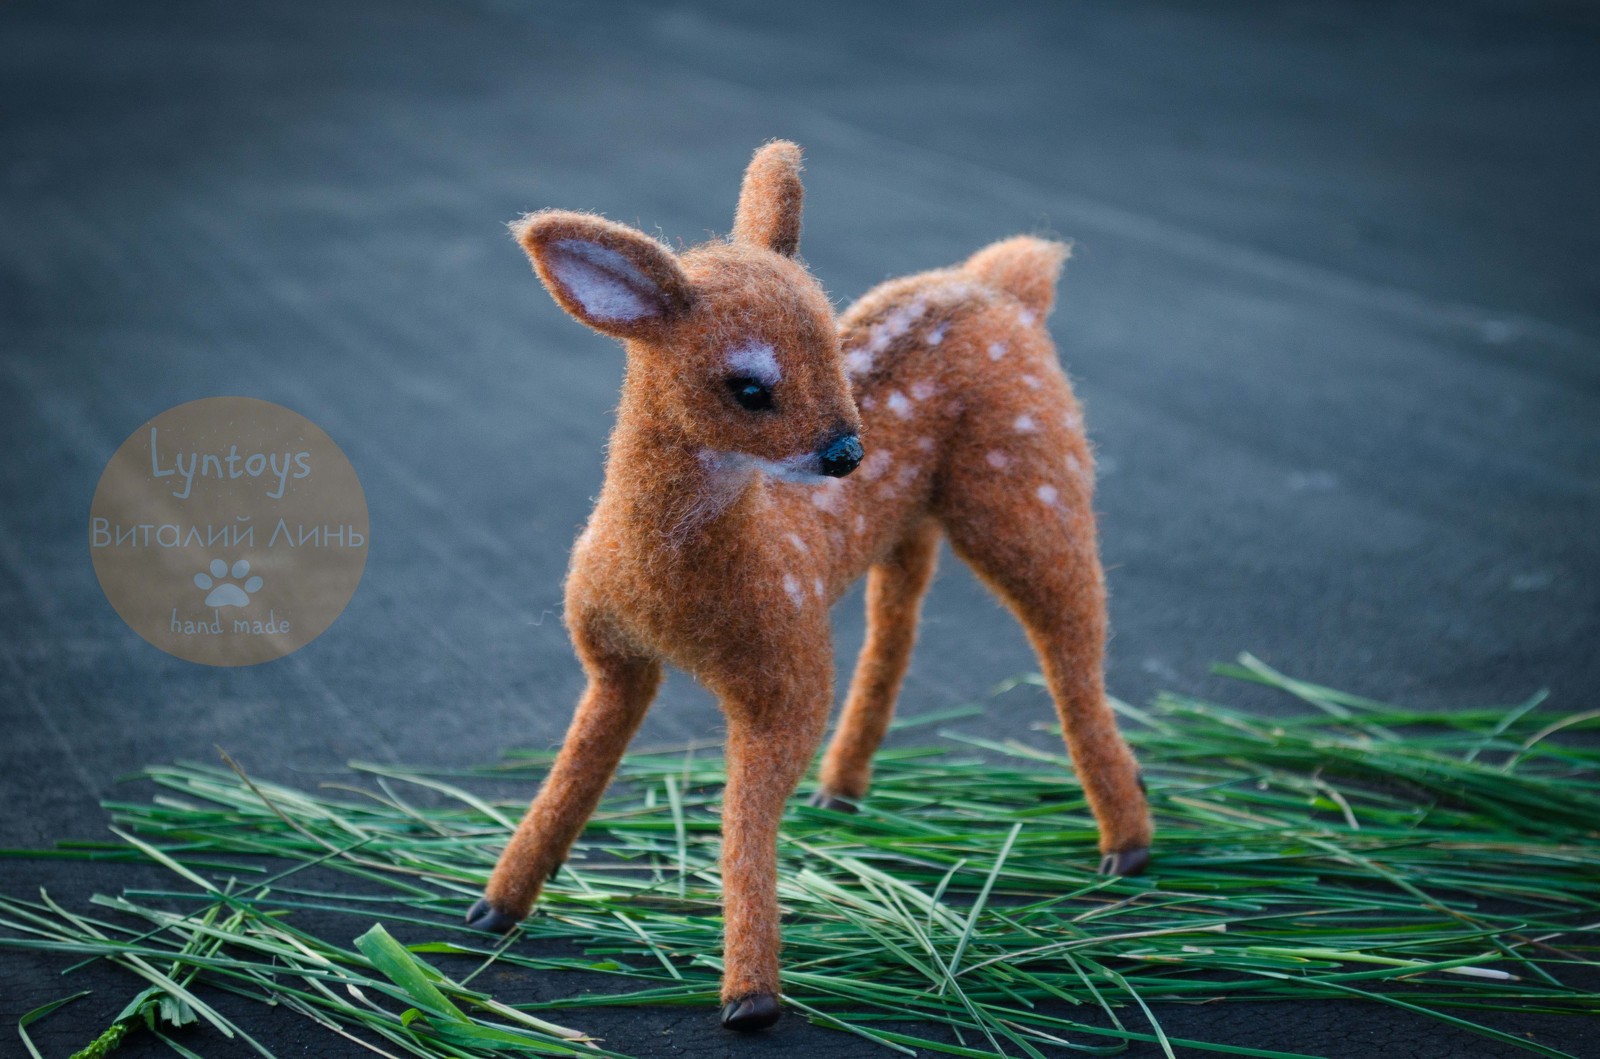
[[546, 239, 663, 322]]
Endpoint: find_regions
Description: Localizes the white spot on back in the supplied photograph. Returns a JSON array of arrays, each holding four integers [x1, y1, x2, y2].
[[725, 341, 781, 385], [785, 532, 808, 553], [814, 577, 825, 600], [986, 450, 1010, 469], [811, 480, 844, 512], [783, 573, 805, 609], [1022, 374, 1042, 390], [988, 341, 1007, 360], [1037, 483, 1059, 506], [887, 391, 913, 418], [868, 299, 928, 354], [843, 347, 874, 377], [1062, 409, 1082, 432], [1018, 308, 1037, 326], [861, 449, 893, 481], [926, 324, 947, 346], [910, 380, 938, 401], [860, 394, 877, 411], [896, 463, 919, 487], [915, 436, 934, 452], [935, 279, 978, 301], [1014, 413, 1036, 433]]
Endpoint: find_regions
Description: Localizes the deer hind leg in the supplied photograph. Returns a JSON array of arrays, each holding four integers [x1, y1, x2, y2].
[[938, 434, 1152, 873], [813, 520, 940, 809], [468, 622, 662, 932]]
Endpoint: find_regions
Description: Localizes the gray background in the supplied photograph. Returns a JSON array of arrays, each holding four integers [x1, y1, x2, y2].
[[2, 1, 1596, 1055]]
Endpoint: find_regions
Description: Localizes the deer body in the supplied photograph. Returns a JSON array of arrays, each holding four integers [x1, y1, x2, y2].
[[470, 143, 1152, 1031]]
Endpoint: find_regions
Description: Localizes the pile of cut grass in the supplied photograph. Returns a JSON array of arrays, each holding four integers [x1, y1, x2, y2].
[[3, 656, 1597, 1058]]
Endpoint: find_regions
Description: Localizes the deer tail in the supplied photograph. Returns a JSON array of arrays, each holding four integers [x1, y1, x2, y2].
[[962, 236, 1071, 317]]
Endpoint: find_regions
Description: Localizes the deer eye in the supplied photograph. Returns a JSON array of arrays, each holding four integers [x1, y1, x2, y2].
[[727, 376, 775, 412]]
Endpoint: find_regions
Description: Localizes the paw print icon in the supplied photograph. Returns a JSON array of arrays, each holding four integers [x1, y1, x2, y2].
[[193, 558, 264, 608]]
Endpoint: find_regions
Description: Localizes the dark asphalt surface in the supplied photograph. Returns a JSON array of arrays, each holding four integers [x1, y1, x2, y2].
[[2, 1, 1597, 1056]]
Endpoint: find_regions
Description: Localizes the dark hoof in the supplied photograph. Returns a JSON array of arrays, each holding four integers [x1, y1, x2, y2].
[[1098, 848, 1150, 877], [721, 993, 781, 1031], [807, 789, 858, 813], [465, 897, 523, 934]]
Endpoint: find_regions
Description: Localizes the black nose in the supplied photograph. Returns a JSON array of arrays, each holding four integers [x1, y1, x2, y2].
[[819, 433, 864, 478]]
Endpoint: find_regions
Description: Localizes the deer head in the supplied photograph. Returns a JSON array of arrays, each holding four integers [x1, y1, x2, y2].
[[513, 141, 863, 482]]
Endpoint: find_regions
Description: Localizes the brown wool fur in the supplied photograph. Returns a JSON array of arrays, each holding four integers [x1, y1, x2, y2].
[[477, 141, 1152, 1024]]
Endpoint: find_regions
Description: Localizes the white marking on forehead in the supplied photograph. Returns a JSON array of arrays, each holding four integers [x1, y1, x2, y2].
[[1014, 413, 1036, 433], [988, 341, 1008, 360], [887, 391, 913, 417], [725, 341, 781, 385], [986, 450, 1010, 469], [785, 531, 808, 553], [1018, 308, 1037, 326], [1022, 374, 1042, 390], [843, 347, 874, 377], [783, 573, 805, 609], [910, 380, 938, 401], [1037, 483, 1059, 506], [860, 449, 893, 481], [547, 239, 657, 322]]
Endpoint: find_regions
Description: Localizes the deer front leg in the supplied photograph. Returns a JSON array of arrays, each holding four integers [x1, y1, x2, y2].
[[468, 634, 661, 932], [715, 674, 830, 1031]]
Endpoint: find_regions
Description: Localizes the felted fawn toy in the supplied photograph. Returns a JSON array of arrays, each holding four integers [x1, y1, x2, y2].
[[469, 141, 1152, 1030]]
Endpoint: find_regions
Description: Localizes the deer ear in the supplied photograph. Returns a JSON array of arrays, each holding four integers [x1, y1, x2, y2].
[[513, 211, 693, 339], [732, 140, 804, 257]]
